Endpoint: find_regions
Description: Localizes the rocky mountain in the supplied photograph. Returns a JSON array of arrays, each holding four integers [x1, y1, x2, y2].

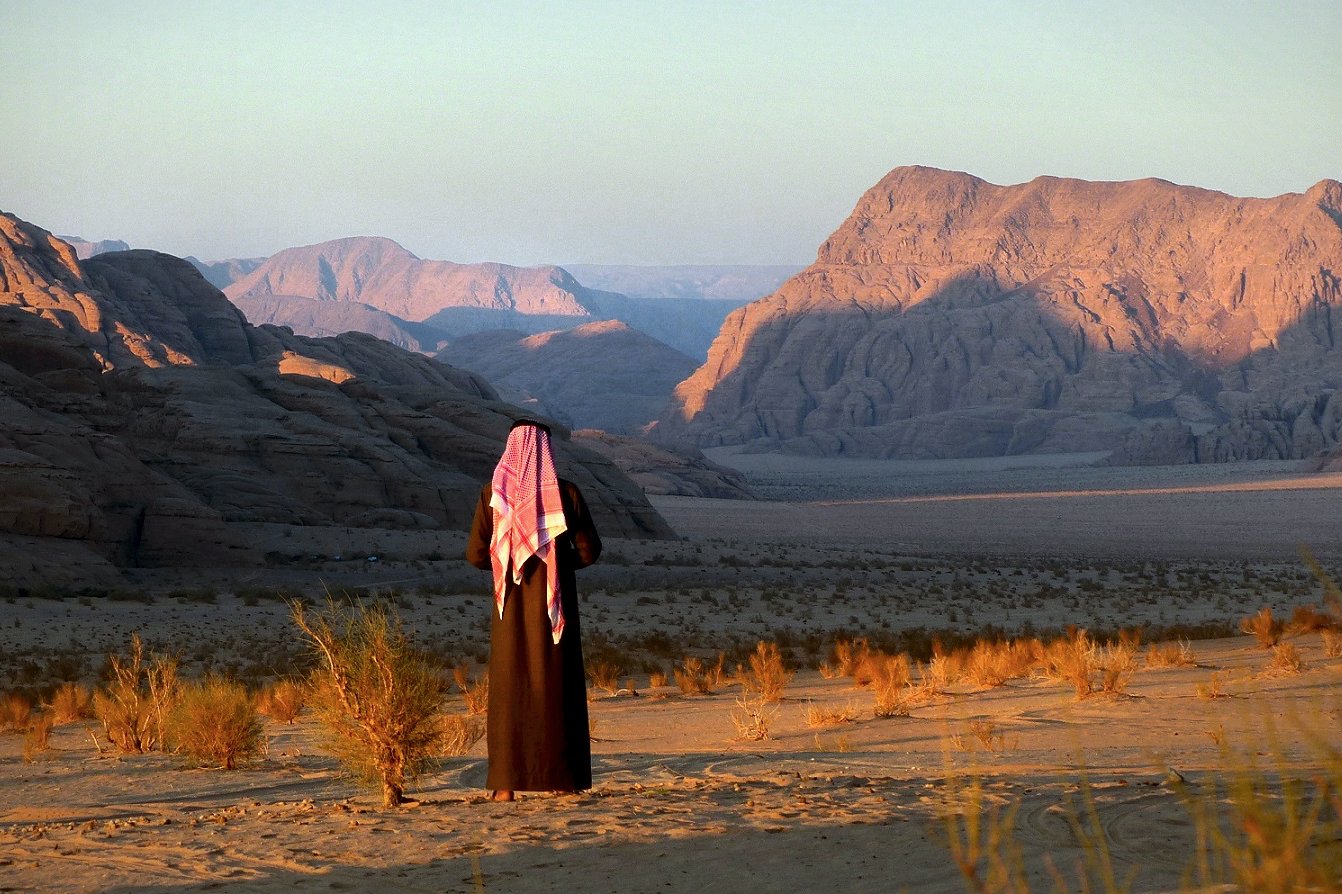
[[58, 235, 130, 258], [655, 166, 1342, 464], [437, 321, 698, 435], [572, 430, 755, 499], [187, 255, 265, 290], [0, 213, 673, 587]]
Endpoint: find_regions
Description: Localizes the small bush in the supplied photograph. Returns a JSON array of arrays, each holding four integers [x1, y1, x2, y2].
[[453, 665, 489, 716], [587, 660, 623, 697], [23, 711, 53, 762], [1144, 640, 1197, 668], [740, 641, 793, 704], [438, 713, 485, 757], [1040, 630, 1097, 699], [964, 640, 1036, 688], [167, 677, 264, 769], [50, 682, 92, 724], [806, 700, 858, 727], [648, 668, 668, 688], [1323, 629, 1342, 658], [1, 692, 33, 733], [93, 634, 180, 753], [293, 599, 447, 807], [674, 657, 713, 695], [1097, 640, 1137, 695], [257, 679, 306, 724], [730, 694, 777, 741], [1196, 671, 1230, 700], [871, 653, 912, 718], [1240, 607, 1284, 649], [1264, 643, 1305, 676]]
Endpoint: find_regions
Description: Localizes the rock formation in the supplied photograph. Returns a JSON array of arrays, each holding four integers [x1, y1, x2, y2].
[[655, 167, 1342, 464], [58, 235, 130, 259], [0, 213, 673, 586], [437, 321, 698, 434], [572, 430, 756, 500]]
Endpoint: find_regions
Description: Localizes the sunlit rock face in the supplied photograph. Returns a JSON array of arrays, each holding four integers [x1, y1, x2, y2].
[[0, 212, 674, 585], [655, 167, 1342, 463]]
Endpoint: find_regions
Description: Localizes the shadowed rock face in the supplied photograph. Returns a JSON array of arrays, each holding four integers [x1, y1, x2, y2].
[[437, 321, 698, 434], [0, 213, 673, 585], [655, 167, 1342, 463]]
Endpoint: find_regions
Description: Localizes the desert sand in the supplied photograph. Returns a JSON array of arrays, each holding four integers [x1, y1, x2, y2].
[[2, 456, 1340, 892]]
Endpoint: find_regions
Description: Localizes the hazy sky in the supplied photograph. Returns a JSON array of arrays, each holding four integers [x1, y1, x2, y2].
[[4, 1, 1339, 265]]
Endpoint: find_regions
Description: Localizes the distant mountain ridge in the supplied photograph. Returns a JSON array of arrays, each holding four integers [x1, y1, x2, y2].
[[655, 166, 1342, 464], [0, 213, 673, 587]]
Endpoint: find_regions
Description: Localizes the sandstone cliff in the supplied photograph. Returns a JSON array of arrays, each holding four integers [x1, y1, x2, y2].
[[0, 213, 673, 586], [437, 321, 698, 434], [655, 167, 1342, 463]]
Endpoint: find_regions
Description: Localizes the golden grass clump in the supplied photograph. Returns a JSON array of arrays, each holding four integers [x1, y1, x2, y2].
[[1096, 640, 1138, 695], [674, 656, 713, 695], [648, 668, 669, 689], [166, 676, 264, 770], [93, 634, 180, 753], [293, 598, 448, 808], [871, 652, 913, 718], [0, 691, 33, 733], [1144, 639, 1197, 668], [453, 665, 489, 716], [919, 652, 962, 695], [22, 711, 53, 762], [963, 640, 1037, 689], [587, 659, 623, 696], [1039, 629, 1098, 699], [1322, 628, 1342, 658], [438, 713, 485, 757], [730, 694, 777, 741], [1196, 670, 1230, 700], [832, 638, 871, 680], [1240, 606, 1284, 649], [805, 700, 858, 728], [50, 682, 93, 724], [1263, 642, 1306, 677], [256, 678, 306, 724], [740, 640, 794, 704]]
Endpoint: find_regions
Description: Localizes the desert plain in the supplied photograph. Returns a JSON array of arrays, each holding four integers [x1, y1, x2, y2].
[[2, 453, 1340, 893]]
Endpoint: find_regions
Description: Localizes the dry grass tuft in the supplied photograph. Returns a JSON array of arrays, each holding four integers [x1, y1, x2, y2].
[[1323, 629, 1342, 659], [1263, 642, 1306, 677], [832, 638, 870, 679], [50, 682, 93, 724], [805, 700, 859, 728], [1039, 630, 1098, 699], [23, 711, 53, 762], [256, 679, 306, 724], [293, 598, 447, 807], [1, 692, 33, 733], [964, 640, 1036, 689], [453, 665, 489, 715], [1096, 640, 1138, 695], [730, 694, 777, 741], [871, 652, 913, 718], [1240, 606, 1284, 649], [673, 656, 713, 695], [587, 659, 623, 697], [93, 634, 180, 753], [648, 668, 668, 689], [1196, 670, 1230, 700], [1144, 639, 1197, 668], [740, 640, 794, 703], [438, 713, 485, 757], [166, 676, 264, 770]]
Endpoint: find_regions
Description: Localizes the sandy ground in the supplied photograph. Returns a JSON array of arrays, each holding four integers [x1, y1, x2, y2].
[[2, 457, 1341, 892]]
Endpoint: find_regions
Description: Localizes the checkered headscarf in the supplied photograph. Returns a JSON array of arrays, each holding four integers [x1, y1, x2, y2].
[[488, 423, 568, 643]]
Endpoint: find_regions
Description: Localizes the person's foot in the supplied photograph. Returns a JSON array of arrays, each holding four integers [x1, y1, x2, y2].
[[489, 790, 515, 802]]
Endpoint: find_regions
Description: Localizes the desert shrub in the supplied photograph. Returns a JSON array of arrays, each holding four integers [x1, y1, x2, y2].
[[1097, 640, 1138, 695], [50, 682, 93, 723], [292, 599, 447, 807], [1264, 643, 1305, 676], [730, 694, 777, 741], [1286, 605, 1335, 635], [832, 638, 870, 679], [256, 678, 306, 724], [93, 634, 180, 753], [166, 677, 264, 769], [739, 641, 793, 704], [805, 700, 858, 727], [438, 713, 485, 757], [1241, 607, 1284, 649], [708, 652, 730, 688], [23, 711, 53, 761], [1322, 629, 1342, 658], [871, 653, 912, 718], [1196, 671, 1230, 700], [1144, 640, 1197, 668], [453, 665, 489, 715], [587, 659, 623, 696], [648, 668, 669, 688], [964, 640, 1036, 688], [0, 692, 33, 733], [673, 657, 713, 695], [1039, 630, 1097, 699]]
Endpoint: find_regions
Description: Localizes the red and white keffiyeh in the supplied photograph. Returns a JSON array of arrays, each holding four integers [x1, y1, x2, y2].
[[489, 423, 569, 643]]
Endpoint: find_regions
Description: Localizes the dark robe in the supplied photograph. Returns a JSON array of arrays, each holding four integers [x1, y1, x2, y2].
[[465, 479, 601, 791]]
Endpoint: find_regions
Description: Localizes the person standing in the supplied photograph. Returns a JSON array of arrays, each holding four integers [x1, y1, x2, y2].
[[466, 420, 602, 801]]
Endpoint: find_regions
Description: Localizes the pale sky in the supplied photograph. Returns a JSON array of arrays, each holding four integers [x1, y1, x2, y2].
[[3, 1, 1339, 265]]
